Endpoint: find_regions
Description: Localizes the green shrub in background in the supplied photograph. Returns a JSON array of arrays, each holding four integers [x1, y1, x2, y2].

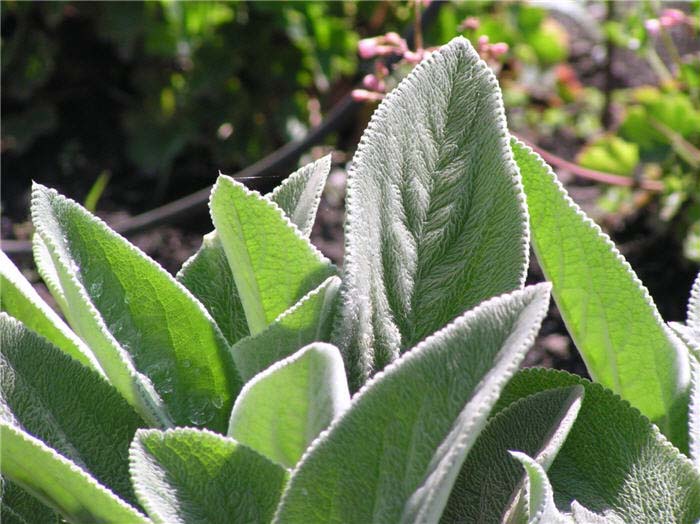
[[1, 1, 387, 202], [2, 37, 700, 524]]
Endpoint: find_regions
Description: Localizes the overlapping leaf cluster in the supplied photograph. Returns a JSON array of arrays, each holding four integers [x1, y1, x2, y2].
[[2, 38, 699, 524]]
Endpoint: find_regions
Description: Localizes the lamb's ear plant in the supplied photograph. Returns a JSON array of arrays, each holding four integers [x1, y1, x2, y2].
[[1, 37, 699, 524]]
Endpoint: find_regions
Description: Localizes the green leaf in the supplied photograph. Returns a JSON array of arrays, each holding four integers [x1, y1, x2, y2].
[[0, 423, 149, 524], [269, 155, 331, 237], [176, 232, 249, 346], [177, 157, 330, 346], [274, 284, 550, 524], [442, 386, 583, 523], [690, 357, 700, 472], [229, 342, 350, 469], [334, 36, 528, 390], [688, 271, 700, 341], [513, 138, 691, 449], [508, 454, 625, 524], [1, 314, 144, 505], [32, 233, 69, 314], [31, 183, 239, 432], [130, 428, 288, 524], [1, 479, 61, 524], [509, 451, 570, 524], [495, 369, 700, 523], [232, 275, 340, 383], [209, 175, 336, 335], [576, 135, 639, 176], [0, 251, 102, 374]]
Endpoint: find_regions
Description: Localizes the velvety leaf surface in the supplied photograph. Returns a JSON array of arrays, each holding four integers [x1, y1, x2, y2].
[[509, 452, 570, 524], [495, 369, 700, 523], [32, 233, 69, 314], [130, 428, 288, 524], [334, 36, 529, 389], [513, 139, 690, 448], [688, 272, 700, 337], [274, 284, 550, 524], [0, 423, 149, 523], [176, 232, 249, 347], [229, 343, 350, 469], [0, 314, 143, 504], [31, 183, 239, 432], [509, 454, 625, 524], [210, 175, 336, 336], [0, 251, 101, 373], [269, 155, 331, 237], [232, 275, 341, 383], [177, 157, 329, 345], [1, 479, 60, 524], [690, 357, 700, 471], [441, 386, 583, 523]]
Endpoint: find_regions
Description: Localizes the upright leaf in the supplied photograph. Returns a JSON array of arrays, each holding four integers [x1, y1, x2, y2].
[[495, 369, 700, 523], [513, 138, 690, 448], [0, 423, 149, 524], [176, 232, 249, 346], [31, 184, 239, 432], [274, 284, 550, 524], [442, 386, 583, 523], [269, 155, 331, 237], [690, 358, 700, 471], [229, 343, 350, 469], [0, 252, 101, 373], [688, 272, 700, 335], [177, 156, 330, 345], [130, 428, 288, 524], [1, 313, 144, 504], [509, 452, 570, 524], [209, 175, 336, 335], [32, 233, 69, 314], [232, 275, 341, 383], [334, 36, 528, 389]]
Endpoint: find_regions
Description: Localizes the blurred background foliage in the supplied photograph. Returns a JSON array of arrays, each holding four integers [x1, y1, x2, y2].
[[1, 0, 699, 267]]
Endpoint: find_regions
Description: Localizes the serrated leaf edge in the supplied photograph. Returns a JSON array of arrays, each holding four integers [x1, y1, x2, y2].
[[406, 283, 551, 523], [512, 139, 691, 412], [689, 357, 700, 472], [504, 368, 700, 473], [32, 233, 69, 314], [129, 426, 286, 522], [268, 155, 331, 237], [0, 252, 103, 375], [338, 36, 530, 382], [1, 422, 150, 523], [275, 284, 550, 523], [688, 272, 700, 331], [211, 175, 334, 268], [228, 342, 349, 468], [31, 183, 238, 427]]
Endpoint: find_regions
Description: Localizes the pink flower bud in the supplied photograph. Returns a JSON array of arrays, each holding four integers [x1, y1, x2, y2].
[[644, 18, 661, 36], [403, 50, 424, 64], [478, 35, 490, 47], [383, 32, 408, 53], [490, 42, 509, 58], [660, 8, 686, 27], [352, 89, 385, 103], [358, 38, 379, 59], [362, 74, 385, 92], [374, 62, 389, 77], [460, 16, 480, 31]]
